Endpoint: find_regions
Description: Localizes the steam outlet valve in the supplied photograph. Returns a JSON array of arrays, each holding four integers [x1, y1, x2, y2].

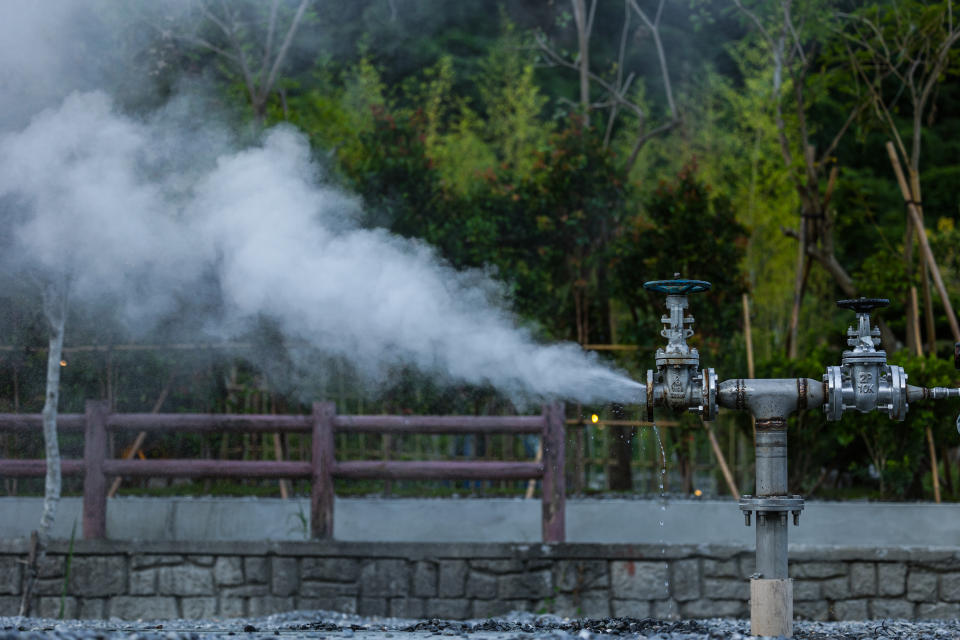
[[642, 276, 718, 422], [824, 298, 960, 422]]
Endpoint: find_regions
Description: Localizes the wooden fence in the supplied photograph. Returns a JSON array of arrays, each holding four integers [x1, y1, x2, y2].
[[0, 400, 566, 542]]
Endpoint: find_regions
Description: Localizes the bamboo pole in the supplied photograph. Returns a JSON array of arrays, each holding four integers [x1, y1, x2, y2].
[[910, 287, 924, 357], [743, 293, 757, 446], [107, 371, 175, 498], [887, 142, 960, 341], [926, 426, 942, 504], [910, 171, 939, 355], [704, 420, 740, 499]]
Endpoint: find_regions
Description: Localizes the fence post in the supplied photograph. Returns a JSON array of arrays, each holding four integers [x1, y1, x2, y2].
[[83, 400, 109, 539], [311, 401, 336, 539], [541, 402, 566, 543]]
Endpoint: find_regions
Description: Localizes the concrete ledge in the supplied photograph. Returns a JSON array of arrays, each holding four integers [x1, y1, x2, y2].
[[3, 497, 960, 546]]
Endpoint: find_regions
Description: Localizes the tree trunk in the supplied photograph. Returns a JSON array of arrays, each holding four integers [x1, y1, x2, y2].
[[19, 282, 67, 616]]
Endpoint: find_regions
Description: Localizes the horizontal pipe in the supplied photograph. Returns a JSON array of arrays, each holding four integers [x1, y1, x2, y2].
[[0, 459, 85, 476], [103, 459, 313, 478], [334, 461, 543, 480], [332, 415, 544, 434]]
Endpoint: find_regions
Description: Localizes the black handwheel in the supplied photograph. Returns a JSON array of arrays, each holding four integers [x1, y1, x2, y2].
[[836, 297, 890, 314], [643, 279, 711, 295]]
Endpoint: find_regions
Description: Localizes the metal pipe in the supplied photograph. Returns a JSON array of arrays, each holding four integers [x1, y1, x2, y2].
[[717, 378, 825, 419]]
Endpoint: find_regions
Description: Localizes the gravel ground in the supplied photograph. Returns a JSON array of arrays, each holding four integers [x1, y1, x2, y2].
[[2, 611, 959, 640]]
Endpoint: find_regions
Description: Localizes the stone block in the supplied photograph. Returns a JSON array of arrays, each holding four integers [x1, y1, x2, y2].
[[38, 596, 76, 619], [681, 598, 744, 618], [611, 599, 650, 618], [470, 559, 523, 573], [0, 557, 21, 594], [426, 598, 470, 619], [794, 600, 829, 621], [438, 560, 466, 597], [702, 559, 738, 578], [219, 596, 246, 618], [653, 599, 681, 620], [833, 598, 868, 621], [357, 597, 387, 617], [793, 579, 820, 601], [555, 591, 610, 618], [300, 581, 358, 598], [130, 555, 183, 569], [389, 597, 425, 619], [466, 572, 497, 599], [941, 572, 960, 601], [69, 556, 126, 597], [850, 563, 876, 596], [870, 598, 914, 619], [610, 561, 668, 600], [214, 557, 244, 586], [182, 597, 218, 618], [248, 596, 295, 616], [498, 570, 552, 599], [157, 565, 214, 596], [555, 560, 608, 591], [37, 556, 64, 579], [671, 559, 700, 602], [301, 558, 361, 582], [296, 596, 356, 614], [34, 578, 63, 596], [907, 570, 937, 602], [0, 596, 20, 616], [360, 560, 409, 597], [471, 598, 515, 618], [877, 563, 907, 596], [412, 561, 436, 597], [244, 557, 268, 583], [109, 596, 178, 620], [917, 602, 960, 619], [78, 598, 105, 619], [222, 584, 270, 597], [702, 578, 748, 601], [271, 557, 298, 597], [189, 555, 215, 567], [790, 562, 846, 579], [129, 569, 157, 595], [822, 576, 851, 600]]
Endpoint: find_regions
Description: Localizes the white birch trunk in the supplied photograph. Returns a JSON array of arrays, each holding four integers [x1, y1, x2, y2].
[[19, 282, 67, 616]]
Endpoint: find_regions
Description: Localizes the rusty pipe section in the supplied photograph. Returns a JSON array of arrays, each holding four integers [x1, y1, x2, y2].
[[717, 378, 825, 421]]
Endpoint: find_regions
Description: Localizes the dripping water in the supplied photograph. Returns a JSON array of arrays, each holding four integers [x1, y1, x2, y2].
[[652, 422, 673, 617]]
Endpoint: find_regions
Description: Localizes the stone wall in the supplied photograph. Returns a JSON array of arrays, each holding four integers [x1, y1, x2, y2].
[[1, 540, 958, 621]]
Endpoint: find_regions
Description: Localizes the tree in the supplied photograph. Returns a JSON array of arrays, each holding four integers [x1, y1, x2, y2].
[[172, 0, 311, 124], [536, 0, 681, 173], [839, 0, 960, 352], [18, 279, 68, 616], [730, 0, 896, 355]]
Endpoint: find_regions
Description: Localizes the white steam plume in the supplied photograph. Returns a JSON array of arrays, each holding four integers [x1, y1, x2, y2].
[[0, 33, 643, 407]]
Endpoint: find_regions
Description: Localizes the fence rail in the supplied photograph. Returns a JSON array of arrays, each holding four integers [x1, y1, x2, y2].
[[0, 400, 566, 543]]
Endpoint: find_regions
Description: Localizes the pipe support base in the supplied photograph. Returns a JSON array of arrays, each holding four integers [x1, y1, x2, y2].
[[750, 578, 793, 638]]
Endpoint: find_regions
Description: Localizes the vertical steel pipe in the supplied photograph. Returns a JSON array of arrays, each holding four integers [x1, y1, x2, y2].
[[755, 419, 788, 579]]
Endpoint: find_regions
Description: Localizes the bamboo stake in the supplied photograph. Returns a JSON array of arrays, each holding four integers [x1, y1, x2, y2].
[[525, 441, 543, 499], [887, 142, 960, 341], [704, 420, 740, 499], [910, 287, 923, 357], [107, 371, 175, 498], [910, 171, 939, 355], [743, 293, 757, 446], [926, 426, 942, 504]]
